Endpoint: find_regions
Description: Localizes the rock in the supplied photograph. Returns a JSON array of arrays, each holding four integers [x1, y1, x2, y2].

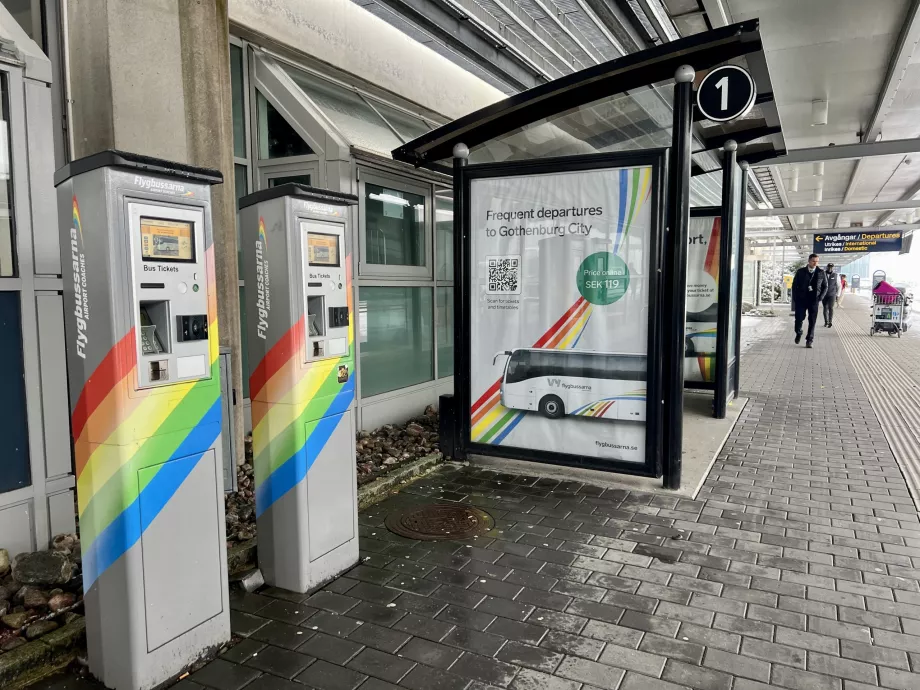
[[405, 422, 424, 437], [48, 592, 75, 612], [21, 586, 47, 609], [239, 569, 264, 593], [2, 611, 32, 629], [0, 549, 9, 577], [383, 457, 397, 466], [1, 636, 25, 651], [236, 529, 254, 541], [25, 620, 58, 640], [12, 550, 73, 586], [62, 612, 83, 625], [0, 599, 8, 616], [51, 534, 77, 554]]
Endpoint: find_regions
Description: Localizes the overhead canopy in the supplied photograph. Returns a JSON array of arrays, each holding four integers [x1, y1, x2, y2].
[[392, 20, 785, 176]]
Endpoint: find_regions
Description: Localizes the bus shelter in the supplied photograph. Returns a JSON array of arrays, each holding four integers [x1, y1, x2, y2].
[[393, 21, 783, 489]]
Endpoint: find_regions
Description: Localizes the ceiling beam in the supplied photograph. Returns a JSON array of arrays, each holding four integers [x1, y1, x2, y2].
[[699, 0, 731, 28], [751, 138, 920, 167], [698, 125, 782, 152], [365, 0, 545, 90], [836, 0, 920, 227], [636, 0, 679, 43], [748, 200, 920, 216], [489, 0, 581, 73], [530, 0, 603, 64], [571, 0, 627, 56]]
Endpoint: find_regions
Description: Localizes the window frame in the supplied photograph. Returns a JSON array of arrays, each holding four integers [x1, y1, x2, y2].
[[358, 168, 432, 280]]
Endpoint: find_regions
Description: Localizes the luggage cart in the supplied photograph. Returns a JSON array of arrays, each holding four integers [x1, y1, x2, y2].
[[871, 291, 906, 337]]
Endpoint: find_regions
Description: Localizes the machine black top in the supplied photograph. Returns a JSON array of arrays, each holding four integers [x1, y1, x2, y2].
[[53, 149, 224, 187], [238, 183, 359, 211]]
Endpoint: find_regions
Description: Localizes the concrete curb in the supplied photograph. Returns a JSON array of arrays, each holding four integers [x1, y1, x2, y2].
[[227, 453, 444, 575], [0, 617, 86, 690], [357, 452, 443, 510]]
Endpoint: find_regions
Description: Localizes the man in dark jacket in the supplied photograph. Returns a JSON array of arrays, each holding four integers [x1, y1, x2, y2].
[[823, 263, 840, 327], [791, 254, 828, 348]]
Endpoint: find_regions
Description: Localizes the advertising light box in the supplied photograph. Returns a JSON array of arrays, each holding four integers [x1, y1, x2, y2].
[[467, 161, 661, 468]]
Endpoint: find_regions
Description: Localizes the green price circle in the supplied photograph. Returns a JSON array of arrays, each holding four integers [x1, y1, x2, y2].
[[577, 252, 630, 305]]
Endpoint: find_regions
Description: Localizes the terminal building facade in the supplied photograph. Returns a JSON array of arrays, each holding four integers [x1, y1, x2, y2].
[[0, 0, 762, 553]]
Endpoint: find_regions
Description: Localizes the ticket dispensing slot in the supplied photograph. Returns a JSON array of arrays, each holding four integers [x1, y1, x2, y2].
[[303, 221, 348, 361]]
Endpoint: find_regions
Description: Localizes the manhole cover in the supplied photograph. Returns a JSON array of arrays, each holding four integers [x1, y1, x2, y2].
[[384, 504, 495, 541]]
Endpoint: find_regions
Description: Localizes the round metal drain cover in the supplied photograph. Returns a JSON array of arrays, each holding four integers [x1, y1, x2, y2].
[[385, 503, 495, 541]]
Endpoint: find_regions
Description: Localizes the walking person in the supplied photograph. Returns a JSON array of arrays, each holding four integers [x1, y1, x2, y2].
[[791, 254, 828, 348], [838, 274, 847, 306], [823, 263, 840, 327]]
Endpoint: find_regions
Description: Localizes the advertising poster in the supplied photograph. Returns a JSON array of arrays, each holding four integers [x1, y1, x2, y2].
[[685, 216, 720, 383], [469, 165, 653, 464]]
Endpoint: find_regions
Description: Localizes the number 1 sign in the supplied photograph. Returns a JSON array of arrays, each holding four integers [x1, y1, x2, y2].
[[696, 65, 756, 123]]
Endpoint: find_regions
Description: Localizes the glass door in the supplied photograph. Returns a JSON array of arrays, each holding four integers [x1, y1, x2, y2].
[[258, 161, 320, 190]]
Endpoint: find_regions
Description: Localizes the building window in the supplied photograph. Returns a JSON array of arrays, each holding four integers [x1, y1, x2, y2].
[[359, 287, 433, 397], [437, 287, 453, 379], [239, 286, 250, 399], [436, 190, 453, 282], [364, 182, 426, 268], [0, 74, 13, 278], [0, 292, 31, 493], [257, 92, 313, 159]]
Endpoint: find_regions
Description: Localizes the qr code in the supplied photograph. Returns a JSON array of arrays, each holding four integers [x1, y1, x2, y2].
[[487, 255, 521, 294]]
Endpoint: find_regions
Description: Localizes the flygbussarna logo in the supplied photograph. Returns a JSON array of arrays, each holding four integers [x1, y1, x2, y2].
[[255, 217, 271, 339], [70, 196, 90, 359]]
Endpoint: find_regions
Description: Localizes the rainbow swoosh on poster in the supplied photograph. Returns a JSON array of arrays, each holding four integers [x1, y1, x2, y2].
[[251, 259, 355, 517], [572, 391, 647, 418], [613, 167, 652, 254], [74, 246, 220, 589]]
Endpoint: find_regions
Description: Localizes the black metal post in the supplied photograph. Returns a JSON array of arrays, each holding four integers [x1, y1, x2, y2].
[[452, 146, 469, 460], [733, 162, 749, 398], [663, 65, 694, 491], [714, 141, 737, 419]]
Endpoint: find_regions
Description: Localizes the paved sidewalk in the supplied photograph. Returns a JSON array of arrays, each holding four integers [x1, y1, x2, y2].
[[170, 316, 920, 690]]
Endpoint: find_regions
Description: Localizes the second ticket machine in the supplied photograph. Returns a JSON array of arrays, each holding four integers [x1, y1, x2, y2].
[[239, 184, 359, 592]]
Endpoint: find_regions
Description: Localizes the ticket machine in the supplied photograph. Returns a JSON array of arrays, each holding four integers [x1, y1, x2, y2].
[[239, 184, 359, 593], [55, 151, 228, 690]]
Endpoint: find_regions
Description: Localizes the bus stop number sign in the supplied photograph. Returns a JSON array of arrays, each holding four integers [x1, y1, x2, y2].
[[696, 65, 756, 123]]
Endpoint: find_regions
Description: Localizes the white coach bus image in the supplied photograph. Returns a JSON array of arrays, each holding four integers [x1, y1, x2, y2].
[[492, 348, 646, 421]]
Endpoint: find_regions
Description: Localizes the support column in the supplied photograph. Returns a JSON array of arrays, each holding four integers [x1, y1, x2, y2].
[[663, 65, 694, 491], [65, 0, 243, 466]]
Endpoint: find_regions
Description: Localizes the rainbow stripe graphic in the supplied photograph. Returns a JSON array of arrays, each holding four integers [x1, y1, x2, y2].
[[472, 296, 592, 444], [472, 165, 652, 447], [572, 390, 647, 418], [251, 258, 355, 518], [73, 196, 84, 242], [696, 353, 716, 382], [74, 245, 220, 589], [613, 167, 652, 254], [705, 218, 721, 280]]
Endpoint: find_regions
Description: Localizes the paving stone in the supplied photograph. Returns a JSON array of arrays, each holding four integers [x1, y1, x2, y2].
[[250, 620, 314, 650], [620, 609, 681, 637], [442, 625, 507, 656], [741, 637, 806, 669], [540, 629, 606, 660], [839, 639, 910, 669], [774, 626, 839, 655], [244, 645, 315, 679], [477, 595, 535, 621], [509, 668, 580, 690], [662, 659, 732, 690], [496, 640, 563, 672], [878, 666, 920, 690], [295, 659, 367, 690], [229, 611, 270, 637], [639, 632, 705, 665], [191, 659, 262, 690], [555, 655, 626, 690], [485, 615, 546, 645], [393, 613, 455, 642], [346, 601, 407, 627], [297, 632, 364, 665], [702, 648, 770, 683], [597, 643, 667, 677], [220, 638, 266, 664], [806, 652, 876, 684], [526, 608, 586, 634], [346, 622, 411, 654], [305, 610, 362, 637], [770, 664, 841, 690], [437, 604, 497, 631], [399, 637, 463, 668], [617, 671, 690, 690], [450, 652, 518, 687], [346, 647, 415, 684]]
